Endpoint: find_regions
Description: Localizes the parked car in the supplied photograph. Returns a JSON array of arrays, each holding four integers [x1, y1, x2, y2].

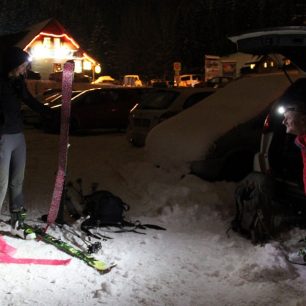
[[49, 71, 91, 83], [178, 74, 202, 87], [227, 26, 306, 190], [190, 104, 271, 181], [191, 27, 306, 183], [22, 89, 83, 128], [194, 76, 234, 89], [92, 75, 121, 87], [150, 79, 169, 88], [127, 87, 215, 146], [206, 76, 234, 88], [43, 87, 150, 133], [123, 75, 143, 87]]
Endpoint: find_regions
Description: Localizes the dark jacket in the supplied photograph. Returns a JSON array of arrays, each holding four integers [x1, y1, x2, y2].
[[0, 76, 51, 134]]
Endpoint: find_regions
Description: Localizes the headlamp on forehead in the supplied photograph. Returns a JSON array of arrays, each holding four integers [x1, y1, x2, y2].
[[277, 105, 298, 114]]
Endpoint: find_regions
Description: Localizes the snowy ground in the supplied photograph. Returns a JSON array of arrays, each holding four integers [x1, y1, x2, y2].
[[1, 128, 306, 306]]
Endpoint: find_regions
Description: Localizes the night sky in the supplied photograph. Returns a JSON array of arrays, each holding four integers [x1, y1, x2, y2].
[[0, 0, 304, 80]]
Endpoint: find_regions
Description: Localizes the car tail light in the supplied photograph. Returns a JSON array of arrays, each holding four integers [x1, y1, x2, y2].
[[263, 114, 271, 134]]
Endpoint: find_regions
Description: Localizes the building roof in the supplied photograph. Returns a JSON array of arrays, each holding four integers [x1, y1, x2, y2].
[[0, 18, 98, 64], [16, 18, 74, 49]]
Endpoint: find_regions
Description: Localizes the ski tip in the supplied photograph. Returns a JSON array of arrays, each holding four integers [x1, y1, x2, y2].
[[99, 263, 117, 274]]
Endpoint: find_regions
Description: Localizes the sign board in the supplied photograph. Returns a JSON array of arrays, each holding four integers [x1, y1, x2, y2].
[[173, 62, 181, 72], [204, 55, 221, 81]]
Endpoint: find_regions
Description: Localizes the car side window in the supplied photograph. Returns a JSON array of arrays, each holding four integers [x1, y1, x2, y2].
[[139, 91, 178, 110], [183, 92, 213, 109], [81, 91, 114, 105]]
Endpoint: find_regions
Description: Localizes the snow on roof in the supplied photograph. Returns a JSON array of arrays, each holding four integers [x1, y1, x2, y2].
[[145, 72, 303, 173]]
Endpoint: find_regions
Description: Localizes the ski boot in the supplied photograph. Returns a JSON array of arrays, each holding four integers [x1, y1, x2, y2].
[[10, 207, 36, 240]]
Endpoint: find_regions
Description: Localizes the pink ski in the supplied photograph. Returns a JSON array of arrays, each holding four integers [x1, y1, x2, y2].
[[47, 61, 74, 226]]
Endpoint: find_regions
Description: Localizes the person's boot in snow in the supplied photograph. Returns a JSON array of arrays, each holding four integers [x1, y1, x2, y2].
[[10, 208, 36, 240]]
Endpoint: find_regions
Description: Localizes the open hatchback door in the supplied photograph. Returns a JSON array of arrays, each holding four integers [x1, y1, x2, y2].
[[229, 26, 306, 73]]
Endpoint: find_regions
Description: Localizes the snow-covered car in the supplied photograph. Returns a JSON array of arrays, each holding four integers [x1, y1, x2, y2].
[[127, 87, 215, 147], [228, 26, 306, 191], [191, 27, 306, 183], [190, 104, 271, 181]]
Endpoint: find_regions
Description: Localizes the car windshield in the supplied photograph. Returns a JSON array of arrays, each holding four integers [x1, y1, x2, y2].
[[138, 91, 179, 110]]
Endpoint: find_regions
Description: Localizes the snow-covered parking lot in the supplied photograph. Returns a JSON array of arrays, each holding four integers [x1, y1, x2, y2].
[[0, 128, 306, 305]]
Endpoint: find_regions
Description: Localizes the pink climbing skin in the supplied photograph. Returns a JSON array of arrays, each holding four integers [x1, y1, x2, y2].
[[0, 235, 71, 265], [47, 61, 74, 226]]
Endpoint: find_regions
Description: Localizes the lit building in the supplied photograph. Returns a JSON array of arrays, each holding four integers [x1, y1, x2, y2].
[[0, 18, 101, 81]]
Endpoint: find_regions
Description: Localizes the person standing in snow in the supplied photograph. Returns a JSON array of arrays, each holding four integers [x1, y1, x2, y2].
[[282, 78, 306, 194], [0, 46, 53, 239]]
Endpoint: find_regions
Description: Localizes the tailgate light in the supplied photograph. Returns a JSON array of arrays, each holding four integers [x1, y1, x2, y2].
[[263, 114, 271, 133]]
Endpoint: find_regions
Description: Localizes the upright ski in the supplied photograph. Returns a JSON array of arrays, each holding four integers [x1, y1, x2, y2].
[[47, 61, 74, 225]]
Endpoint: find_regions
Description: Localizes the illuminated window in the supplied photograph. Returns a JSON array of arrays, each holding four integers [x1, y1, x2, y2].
[[54, 38, 61, 49], [263, 62, 268, 68], [74, 60, 82, 73], [250, 64, 256, 69], [270, 61, 274, 67], [43, 37, 51, 48], [83, 60, 92, 70], [53, 63, 62, 72]]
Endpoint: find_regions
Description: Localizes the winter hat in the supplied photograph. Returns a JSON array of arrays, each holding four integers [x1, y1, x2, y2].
[[2, 46, 29, 74]]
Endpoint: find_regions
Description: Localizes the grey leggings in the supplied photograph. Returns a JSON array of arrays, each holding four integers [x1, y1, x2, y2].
[[0, 133, 26, 213]]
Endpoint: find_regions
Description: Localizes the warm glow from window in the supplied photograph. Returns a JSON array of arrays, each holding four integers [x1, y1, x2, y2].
[[54, 38, 61, 49], [284, 59, 291, 65], [31, 42, 51, 58], [43, 37, 51, 48], [263, 62, 268, 68], [83, 61, 92, 70], [54, 45, 73, 59], [24, 31, 101, 70], [74, 60, 82, 73], [53, 63, 62, 72], [270, 61, 274, 67], [250, 64, 256, 69]]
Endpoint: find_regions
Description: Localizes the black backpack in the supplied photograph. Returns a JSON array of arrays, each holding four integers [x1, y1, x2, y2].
[[230, 172, 303, 244], [82, 190, 130, 227], [65, 179, 166, 236]]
